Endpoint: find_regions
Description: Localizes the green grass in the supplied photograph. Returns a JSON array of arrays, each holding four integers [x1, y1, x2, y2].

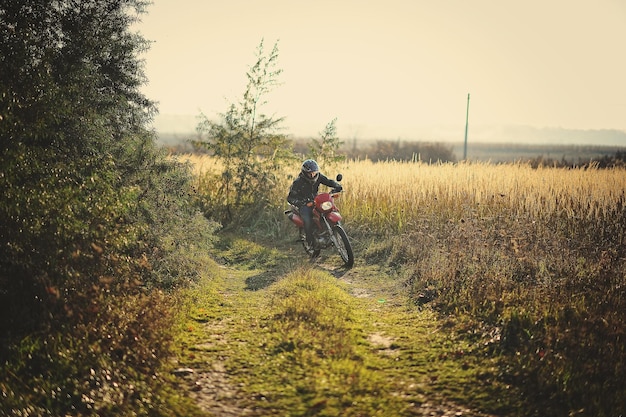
[[171, 237, 522, 416]]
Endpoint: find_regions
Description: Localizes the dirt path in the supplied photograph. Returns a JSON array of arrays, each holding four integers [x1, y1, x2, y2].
[[172, 241, 508, 416]]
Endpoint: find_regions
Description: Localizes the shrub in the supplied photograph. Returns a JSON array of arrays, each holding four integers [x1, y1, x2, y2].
[[0, 1, 216, 415]]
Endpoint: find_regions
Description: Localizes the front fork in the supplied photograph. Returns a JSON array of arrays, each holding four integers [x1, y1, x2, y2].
[[316, 216, 336, 247]]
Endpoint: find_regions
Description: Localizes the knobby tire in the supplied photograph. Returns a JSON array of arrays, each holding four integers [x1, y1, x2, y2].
[[332, 225, 354, 268]]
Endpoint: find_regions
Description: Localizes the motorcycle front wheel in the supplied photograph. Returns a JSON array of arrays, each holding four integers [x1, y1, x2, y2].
[[331, 225, 354, 268]]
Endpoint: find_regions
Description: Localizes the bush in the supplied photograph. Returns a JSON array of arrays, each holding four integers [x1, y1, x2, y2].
[[0, 1, 217, 415]]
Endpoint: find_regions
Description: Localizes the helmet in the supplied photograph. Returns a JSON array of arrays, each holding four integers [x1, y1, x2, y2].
[[301, 159, 320, 183]]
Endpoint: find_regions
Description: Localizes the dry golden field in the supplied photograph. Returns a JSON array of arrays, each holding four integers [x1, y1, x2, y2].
[[338, 159, 626, 233], [180, 153, 626, 238]]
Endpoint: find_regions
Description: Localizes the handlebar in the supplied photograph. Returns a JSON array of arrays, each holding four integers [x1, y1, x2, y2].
[[289, 189, 344, 209]]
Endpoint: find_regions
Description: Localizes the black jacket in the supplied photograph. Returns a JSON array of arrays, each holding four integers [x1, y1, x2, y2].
[[287, 172, 341, 207]]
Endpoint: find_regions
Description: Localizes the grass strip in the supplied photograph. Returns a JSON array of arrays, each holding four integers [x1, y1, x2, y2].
[[174, 254, 522, 416]]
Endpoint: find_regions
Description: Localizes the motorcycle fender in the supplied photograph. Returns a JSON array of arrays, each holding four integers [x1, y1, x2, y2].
[[327, 212, 342, 224], [288, 212, 304, 228]]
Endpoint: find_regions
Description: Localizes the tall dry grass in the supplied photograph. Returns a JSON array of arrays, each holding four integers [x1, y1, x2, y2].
[[172, 153, 224, 178], [337, 159, 625, 236]]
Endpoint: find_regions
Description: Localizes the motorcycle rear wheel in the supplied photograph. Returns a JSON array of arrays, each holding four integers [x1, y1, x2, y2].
[[332, 225, 354, 268]]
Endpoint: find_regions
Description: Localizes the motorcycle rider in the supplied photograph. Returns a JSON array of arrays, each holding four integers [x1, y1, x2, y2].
[[287, 159, 342, 250]]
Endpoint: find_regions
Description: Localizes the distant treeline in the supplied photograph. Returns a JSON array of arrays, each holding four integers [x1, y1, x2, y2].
[[455, 142, 626, 166], [184, 137, 458, 163], [525, 150, 626, 169], [166, 134, 626, 168], [311, 139, 457, 163]]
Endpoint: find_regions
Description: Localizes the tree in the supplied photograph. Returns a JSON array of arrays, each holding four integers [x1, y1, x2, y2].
[[0, 1, 212, 414], [195, 40, 294, 223], [0, 0, 156, 330], [0, 0, 154, 152], [308, 118, 345, 167]]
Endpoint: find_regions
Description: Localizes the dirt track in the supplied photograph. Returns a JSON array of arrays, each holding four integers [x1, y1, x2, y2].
[[171, 243, 504, 416]]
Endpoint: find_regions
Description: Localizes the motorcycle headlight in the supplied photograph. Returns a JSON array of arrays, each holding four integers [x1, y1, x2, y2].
[[320, 201, 333, 211]]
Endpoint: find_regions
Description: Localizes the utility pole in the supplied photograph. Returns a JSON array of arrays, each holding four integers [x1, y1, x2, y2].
[[463, 93, 470, 160]]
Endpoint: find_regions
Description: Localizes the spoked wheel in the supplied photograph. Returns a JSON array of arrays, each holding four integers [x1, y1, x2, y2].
[[331, 225, 354, 268], [299, 228, 321, 258]]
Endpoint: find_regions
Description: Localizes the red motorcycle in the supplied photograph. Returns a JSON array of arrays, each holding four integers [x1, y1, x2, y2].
[[285, 174, 354, 268]]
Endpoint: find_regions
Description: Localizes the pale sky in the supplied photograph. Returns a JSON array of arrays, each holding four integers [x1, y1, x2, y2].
[[135, 0, 626, 142]]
